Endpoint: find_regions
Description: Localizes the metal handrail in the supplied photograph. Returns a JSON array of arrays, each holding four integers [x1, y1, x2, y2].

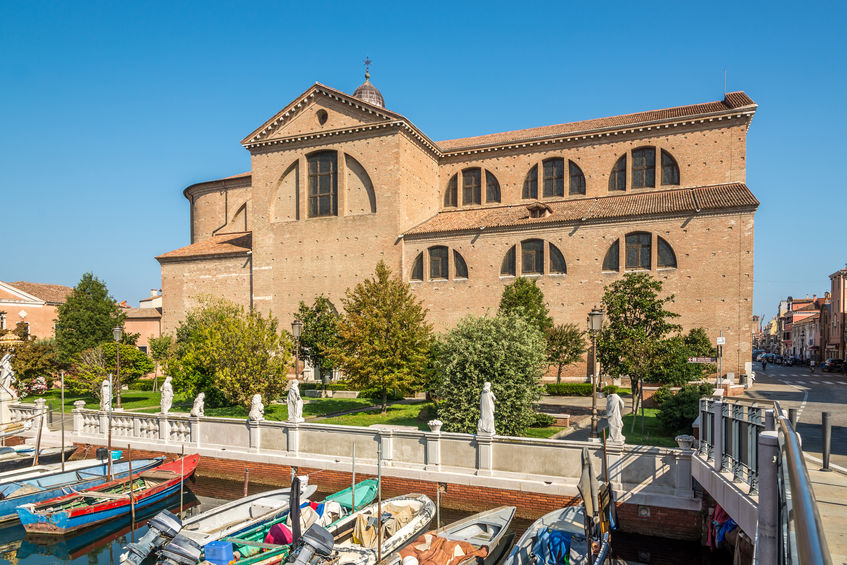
[[773, 401, 831, 565]]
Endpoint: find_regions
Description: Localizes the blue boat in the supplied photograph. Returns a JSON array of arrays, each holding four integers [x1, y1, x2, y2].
[[0, 457, 162, 524]]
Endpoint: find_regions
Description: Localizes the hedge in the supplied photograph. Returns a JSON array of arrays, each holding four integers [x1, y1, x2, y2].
[[544, 383, 621, 396], [129, 380, 158, 391]]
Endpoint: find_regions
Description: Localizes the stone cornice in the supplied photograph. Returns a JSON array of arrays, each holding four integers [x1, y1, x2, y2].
[[183, 175, 252, 200]]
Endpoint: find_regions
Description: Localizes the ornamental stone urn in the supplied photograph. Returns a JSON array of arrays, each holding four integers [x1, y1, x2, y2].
[[428, 419, 442, 433], [675, 434, 696, 449]]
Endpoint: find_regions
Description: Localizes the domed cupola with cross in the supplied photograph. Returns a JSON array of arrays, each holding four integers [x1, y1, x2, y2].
[[352, 57, 385, 109]]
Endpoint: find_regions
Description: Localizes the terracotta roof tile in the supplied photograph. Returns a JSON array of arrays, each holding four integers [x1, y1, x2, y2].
[[156, 232, 252, 261], [436, 92, 756, 152], [404, 183, 759, 237], [7, 281, 73, 304], [123, 307, 162, 319]]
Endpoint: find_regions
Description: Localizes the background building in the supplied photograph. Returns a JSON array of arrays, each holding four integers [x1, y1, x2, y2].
[[0, 281, 72, 339]]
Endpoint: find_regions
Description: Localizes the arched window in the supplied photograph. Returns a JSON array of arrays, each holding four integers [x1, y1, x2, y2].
[[609, 155, 626, 191], [411, 253, 424, 281], [625, 232, 651, 270], [521, 239, 545, 275], [523, 165, 538, 199], [550, 243, 567, 274], [501, 245, 516, 276], [429, 246, 449, 280], [307, 150, 338, 217], [486, 171, 500, 203], [569, 161, 586, 195], [661, 150, 680, 185], [631, 147, 656, 188], [444, 175, 458, 208], [658, 236, 677, 268], [463, 168, 482, 205], [542, 158, 565, 198], [454, 250, 468, 279], [602, 240, 620, 271]]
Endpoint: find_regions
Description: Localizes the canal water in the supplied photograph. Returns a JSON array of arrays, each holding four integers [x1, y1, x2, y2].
[[0, 474, 731, 564]]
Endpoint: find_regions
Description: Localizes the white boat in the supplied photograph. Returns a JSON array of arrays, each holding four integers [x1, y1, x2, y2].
[[502, 506, 611, 565], [291, 493, 435, 565], [0, 456, 114, 484], [386, 505, 516, 565]]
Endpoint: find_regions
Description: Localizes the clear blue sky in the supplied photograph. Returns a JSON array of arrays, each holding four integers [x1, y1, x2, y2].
[[2, 1, 844, 324]]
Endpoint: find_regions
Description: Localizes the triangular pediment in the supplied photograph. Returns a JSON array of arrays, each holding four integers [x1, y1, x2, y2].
[[0, 282, 44, 305], [241, 83, 402, 148]]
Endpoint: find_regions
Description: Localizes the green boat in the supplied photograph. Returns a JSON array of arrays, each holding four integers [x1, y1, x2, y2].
[[226, 479, 379, 565]]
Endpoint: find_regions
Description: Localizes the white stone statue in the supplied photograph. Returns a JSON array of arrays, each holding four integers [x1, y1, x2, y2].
[[249, 393, 264, 421], [100, 378, 111, 411], [160, 376, 174, 414], [287, 380, 304, 423], [606, 393, 626, 444], [0, 354, 17, 400], [477, 381, 496, 436], [190, 392, 205, 417]]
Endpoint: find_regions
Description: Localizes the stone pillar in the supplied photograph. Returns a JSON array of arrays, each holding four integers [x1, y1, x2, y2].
[[757, 431, 779, 565], [99, 410, 109, 436], [765, 409, 775, 432], [158, 413, 169, 443], [33, 398, 46, 438], [189, 416, 200, 446], [711, 400, 724, 472], [132, 417, 141, 438], [72, 400, 86, 434], [424, 431, 441, 471], [286, 422, 300, 455], [604, 442, 624, 490], [476, 435, 493, 476], [248, 420, 261, 451], [674, 450, 693, 498], [379, 429, 394, 466]]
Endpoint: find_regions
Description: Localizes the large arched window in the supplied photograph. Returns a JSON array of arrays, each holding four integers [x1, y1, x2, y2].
[[522, 239, 545, 274], [625, 232, 651, 270], [307, 150, 338, 217], [608, 147, 681, 192], [609, 155, 626, 191], [657, 236, 677, 268], [661, 150, 680, 185], [569, 161, 586, 195], [542, 158, 565, 198], [602, 233, 678, 272], [411, 246, 470, 281], [500, 240, 567, 277], [631, 147, 656, 188], [524, 159, 587, 199], [445, 168, 500, 208], [429, 245, 449, 280]]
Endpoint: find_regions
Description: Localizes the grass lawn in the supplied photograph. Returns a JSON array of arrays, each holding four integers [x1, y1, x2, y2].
[[523, 426, 564, 439], [319, 402, 430, 429], [621, 408, 678, 448], [199, 398, 374, 421], [21, 390, 163, 412]]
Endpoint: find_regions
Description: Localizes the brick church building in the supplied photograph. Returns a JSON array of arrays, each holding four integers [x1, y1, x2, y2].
[[157, 72, 758, 376]]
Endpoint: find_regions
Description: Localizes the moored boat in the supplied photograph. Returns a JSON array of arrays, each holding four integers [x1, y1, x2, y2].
[[0, 450, 120, 484], [15, 454, 199, 535], [0, 445, 77, 473], [502, 506, 611, 565]]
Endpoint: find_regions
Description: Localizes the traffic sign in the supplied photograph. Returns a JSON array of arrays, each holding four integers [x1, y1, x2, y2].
[[716, 337, 726, 345], [688, 357, 718, 364]]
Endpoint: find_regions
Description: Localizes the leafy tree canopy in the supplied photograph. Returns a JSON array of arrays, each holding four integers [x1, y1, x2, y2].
[[648, 328, 716, 386], [169, 297, 292, 409], [55, 273, 124, 363], [498, 277, 553, 335], [433, 313, 546, 436], [657, 382, 714, 434], [329, 261, 433, 412], [546, 323, 586, 384], [66, 343, 152, 397], [10, 339, 60, 393], [149, 335, 176, 369], [297, 295, 340, 373]]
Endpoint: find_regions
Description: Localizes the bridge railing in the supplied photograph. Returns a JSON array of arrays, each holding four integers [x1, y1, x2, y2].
[[699, 397, 764, 494]]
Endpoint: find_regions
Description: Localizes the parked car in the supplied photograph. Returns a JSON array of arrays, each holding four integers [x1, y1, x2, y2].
[[822, 359, 845, 373]]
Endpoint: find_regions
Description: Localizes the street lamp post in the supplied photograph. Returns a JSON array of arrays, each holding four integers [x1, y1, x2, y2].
[[291, 319, 303, 383], [588, 306, 604, 440], [112, 326, 123, 409]]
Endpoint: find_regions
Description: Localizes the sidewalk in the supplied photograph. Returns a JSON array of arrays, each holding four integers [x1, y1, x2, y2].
[[806, 462, 847, 564], [538, 394, 633, 440]]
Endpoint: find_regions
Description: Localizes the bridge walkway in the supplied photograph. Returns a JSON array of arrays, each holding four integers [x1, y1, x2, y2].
[[807, 463, 847, 564]]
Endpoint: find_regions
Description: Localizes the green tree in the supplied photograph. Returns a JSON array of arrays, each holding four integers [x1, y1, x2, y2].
[[498, 277, 553, 334], [657, 382, 715, 434], [169, 297, 292, 409], [66, 343, 153, 397], [55, 273, 124, 363], [296, 295, 340, 378], [546, 323, 586, 384], [10, 339, 60, 395], [148, 335, 175, 390], [649, 328, 716, 386], [329, 261, 433, 412], [433, 314, 546, 436], [597, 272, 681, 410]]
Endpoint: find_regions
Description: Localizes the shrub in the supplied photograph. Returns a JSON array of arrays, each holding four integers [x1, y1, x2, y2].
[[653, 385, 673, 407], [129, 380, 157, 391], [602, 385, 620, 396], [359, 387, 404, 402], [657, 383, 714, 434], [545, 383, 620, 396], [532, 412, 555, 427]]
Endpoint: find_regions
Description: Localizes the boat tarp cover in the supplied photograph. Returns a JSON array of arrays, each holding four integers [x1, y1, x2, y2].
[[324, 479, 378, 510], [530, 528, 574, 565], [353, 503, 414, 548], [399, 533, 488, 565]]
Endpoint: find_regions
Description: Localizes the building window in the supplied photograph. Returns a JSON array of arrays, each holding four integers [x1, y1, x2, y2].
[[444, 175, 458, 207], [609, 155, 626, 191], [631, 147, 656, 188], [550, 243, 567, 274], [462, 168, 482, 205], [429, 246, 449, 280], [501, 245, 516, 276], [625, 232, 651, 270], [522, 239, 544, 275], [485, 171, 501, 203], [569, 161, 586, 195], [0, 312, 5, 331], [138, 346, 148, 354], [657, 236, 677, 268], [411, 253, 424, 281], [602, 240, 620, 271], [454, 250, 468, 279], [523, 165, 538, 199], [542, 158, 565, 198], [661, 150, 680, 185], [307, 151, 338, 217]]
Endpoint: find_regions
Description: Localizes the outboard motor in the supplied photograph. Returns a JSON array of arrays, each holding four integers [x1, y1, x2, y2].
[[96, 447, 110, 460], [121, 510, 182, 565], [159, 532, 203, 565], [291, 524, 336, 565]]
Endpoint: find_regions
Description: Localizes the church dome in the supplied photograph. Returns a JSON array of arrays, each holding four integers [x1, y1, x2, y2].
[[352, 71, 385, 108]]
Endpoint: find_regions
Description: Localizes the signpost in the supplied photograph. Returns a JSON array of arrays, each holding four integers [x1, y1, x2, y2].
[[687, 357, 718, 364]]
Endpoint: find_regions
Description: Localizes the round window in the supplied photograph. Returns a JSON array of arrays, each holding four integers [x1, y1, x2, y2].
[[316, 109, 328, 125]]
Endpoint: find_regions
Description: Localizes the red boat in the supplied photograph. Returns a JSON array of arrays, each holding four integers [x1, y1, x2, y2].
[[16, 454, 199, 535]]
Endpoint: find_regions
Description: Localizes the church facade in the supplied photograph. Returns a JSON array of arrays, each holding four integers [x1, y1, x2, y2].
[[157, 75, 758, 376]]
